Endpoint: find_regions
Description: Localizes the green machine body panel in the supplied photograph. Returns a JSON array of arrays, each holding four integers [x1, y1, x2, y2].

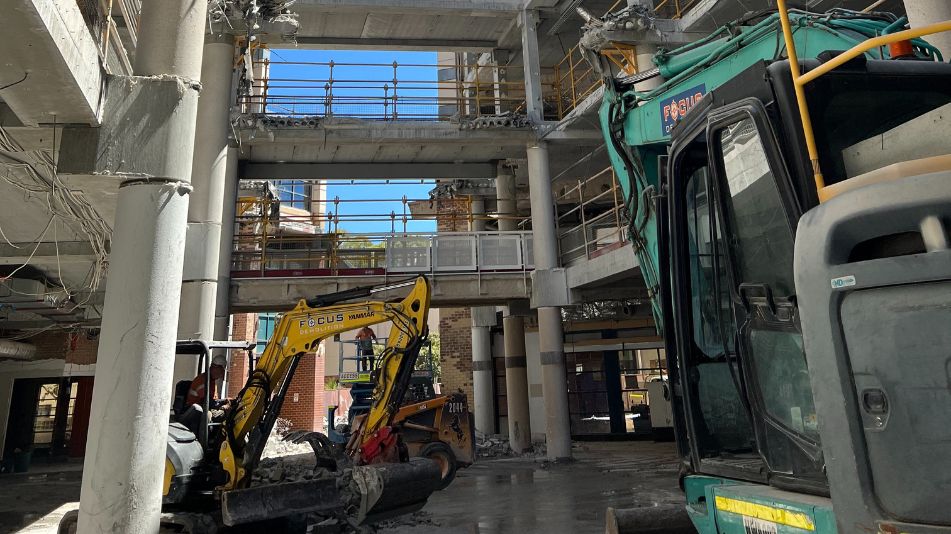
[[599, 11, 917, 331]]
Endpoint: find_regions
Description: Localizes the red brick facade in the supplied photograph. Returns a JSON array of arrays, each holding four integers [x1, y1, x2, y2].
[[31, 331, 99, 365], [225, 312, 327, 432], [438, 307, 473, 406]]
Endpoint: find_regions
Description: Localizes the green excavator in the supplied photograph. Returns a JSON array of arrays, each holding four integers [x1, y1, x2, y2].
[[586, 3, 951, 533]]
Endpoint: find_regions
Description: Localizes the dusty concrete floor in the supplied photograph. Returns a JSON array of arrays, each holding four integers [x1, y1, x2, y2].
[[0, 462, 82, 533], [378, 441, 684, 534], [0, 441, 683, 534]]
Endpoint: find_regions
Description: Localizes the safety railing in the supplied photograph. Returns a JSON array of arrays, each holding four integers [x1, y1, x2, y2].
[[231, 230, 535, 277], [554, 0, 702, 118], [556, 167, 629, 265], [75, 0, 141, 75], [232, 192, 533, 276], [238, 59, 560, 122], [553, 44, 606, 119]]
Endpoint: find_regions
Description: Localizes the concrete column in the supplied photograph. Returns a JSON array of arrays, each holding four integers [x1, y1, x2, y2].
[[503, 312, 532, 452], [77, 0, 206, 532], [527, 141, 572, 460], [634, 44, 662, 92], [492, 49, 510, 115], [175, 36, 236, 383], [519, 9, 544, 124], [471, 306, 496, 435], [905, 0, 951, 60], [496, 166, 517, 232], [213, 147, 240, 344], [470, 198, 486, 232], [470, 198, 496, 434]]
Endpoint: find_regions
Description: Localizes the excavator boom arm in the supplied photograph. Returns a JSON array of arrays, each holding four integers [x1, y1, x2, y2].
[[218, 276, 431, 489]]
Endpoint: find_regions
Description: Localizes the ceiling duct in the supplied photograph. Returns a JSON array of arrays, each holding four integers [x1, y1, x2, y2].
[[0, 339, 37, 360]]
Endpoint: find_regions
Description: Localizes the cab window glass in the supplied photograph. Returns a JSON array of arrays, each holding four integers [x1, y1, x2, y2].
[[718, 118, 794, 296]]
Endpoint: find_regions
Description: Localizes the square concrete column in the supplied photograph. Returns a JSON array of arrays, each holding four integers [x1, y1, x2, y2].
[[519, 9, 544, 124], [471, 306, 497, 435], [526, 141, 572, 461], [503, 310, 532, 452]]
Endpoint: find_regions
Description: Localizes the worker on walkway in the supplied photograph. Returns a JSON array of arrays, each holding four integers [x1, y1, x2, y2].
[[185, 354, 229, 409], [355, 326, 377, 372]]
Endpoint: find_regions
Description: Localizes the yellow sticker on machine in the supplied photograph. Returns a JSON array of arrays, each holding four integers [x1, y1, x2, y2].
[[714, 495, 816, 531]]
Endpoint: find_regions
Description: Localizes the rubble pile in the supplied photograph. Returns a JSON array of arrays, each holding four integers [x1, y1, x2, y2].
[[475, 433, 549, 459], [371, 511, 440, 531], [261, 418, 313, 458]]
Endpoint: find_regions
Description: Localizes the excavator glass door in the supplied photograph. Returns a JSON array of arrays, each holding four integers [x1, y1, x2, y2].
[[667, 100, 825, 491]]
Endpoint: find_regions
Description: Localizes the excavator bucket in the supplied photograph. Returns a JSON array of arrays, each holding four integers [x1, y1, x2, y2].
[[220, 458, 442, 527]]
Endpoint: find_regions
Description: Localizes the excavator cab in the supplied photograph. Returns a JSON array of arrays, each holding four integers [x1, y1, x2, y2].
[[661, 51, 951, 533]]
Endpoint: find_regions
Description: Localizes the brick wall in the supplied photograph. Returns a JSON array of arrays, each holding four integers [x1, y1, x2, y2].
[[226, 313, 257, 398], [435, 198, 470, 233], [225, 313, 326, 432], [438, 307, 473, 406], [30, 331, 99, 365], [280, 351, 326, 432]]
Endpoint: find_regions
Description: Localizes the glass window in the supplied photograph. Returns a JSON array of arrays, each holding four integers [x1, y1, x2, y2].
[[718, 118, 795, 296], [679, 148, 755, 454], [749, 330, 819, 440], [273, 180, 311, 209], [686, 167, 734, 358], [257, 313, 278, 354]]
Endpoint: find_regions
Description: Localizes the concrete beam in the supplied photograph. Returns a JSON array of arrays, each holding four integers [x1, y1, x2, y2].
[[295, 0, 522, 16], [239, 119, 536, 146], [240, 162, 497, 180], [565, 243, 640, 289], [3, 0, 103, 126], [58, 75, 200, 182], [590, 20, 705, 47], [230, 273, 530, 311], [0, 241, 103, 263], [291, 37, 497, 52]]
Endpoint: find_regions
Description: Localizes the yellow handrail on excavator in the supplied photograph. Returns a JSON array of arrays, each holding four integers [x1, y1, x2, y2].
[[776, 0, 951, 201]]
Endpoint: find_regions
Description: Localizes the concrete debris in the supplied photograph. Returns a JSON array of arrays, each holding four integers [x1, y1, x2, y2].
[[255, 115, 322, 129], [370, 511, 440, 531], [261, 418, 313, 459], [459, 112, 529, 129], [475, 433, 548, 459]]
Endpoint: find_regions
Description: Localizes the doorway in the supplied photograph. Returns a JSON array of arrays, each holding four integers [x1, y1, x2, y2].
[[3, 377, 93, 469]]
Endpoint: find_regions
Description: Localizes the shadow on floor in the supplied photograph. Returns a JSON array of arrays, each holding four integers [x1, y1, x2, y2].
[[0, 465, 82, 533]]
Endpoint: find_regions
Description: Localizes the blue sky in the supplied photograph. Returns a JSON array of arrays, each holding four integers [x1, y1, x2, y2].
[[267, 49, 440, 234]]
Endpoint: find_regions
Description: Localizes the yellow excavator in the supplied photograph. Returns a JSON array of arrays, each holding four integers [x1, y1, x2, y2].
[[63, 276, 444, 532]]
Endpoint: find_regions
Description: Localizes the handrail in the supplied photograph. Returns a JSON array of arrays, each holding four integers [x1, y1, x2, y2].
[[777, 0, 951, 201], [238, 58, 559, 121]]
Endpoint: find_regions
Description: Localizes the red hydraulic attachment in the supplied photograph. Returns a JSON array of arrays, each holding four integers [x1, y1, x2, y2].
[[359, 426, 401, 465]]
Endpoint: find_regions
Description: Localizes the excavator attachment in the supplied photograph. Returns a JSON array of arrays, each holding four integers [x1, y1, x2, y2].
[[219, 458, 442, 527]]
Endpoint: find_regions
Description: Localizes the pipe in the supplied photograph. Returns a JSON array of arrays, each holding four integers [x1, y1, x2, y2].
[[0, 340, 36, 360]]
